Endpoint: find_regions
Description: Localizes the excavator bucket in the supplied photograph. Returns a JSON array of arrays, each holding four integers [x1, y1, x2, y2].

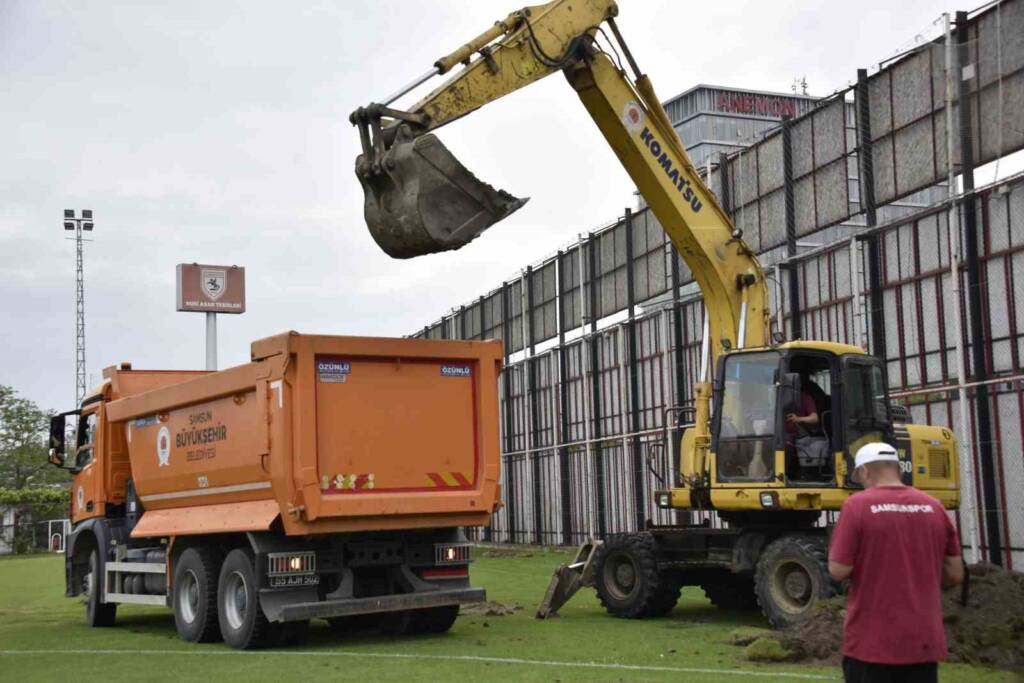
[[357, 130, 528, 259], [535, 539, 602, 619]]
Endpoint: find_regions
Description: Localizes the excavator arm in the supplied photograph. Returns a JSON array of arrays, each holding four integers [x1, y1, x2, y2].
[[351, 0, 769, 359]]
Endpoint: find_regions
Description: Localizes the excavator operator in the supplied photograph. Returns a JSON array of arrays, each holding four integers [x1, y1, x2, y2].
[[785, 361, 831, 481]]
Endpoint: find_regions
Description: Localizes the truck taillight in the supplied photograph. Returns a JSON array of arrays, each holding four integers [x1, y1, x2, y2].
[[434, 543, 471, 565], [267, 551, 316, 576]]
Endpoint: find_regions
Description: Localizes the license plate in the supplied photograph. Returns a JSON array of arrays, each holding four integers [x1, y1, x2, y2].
[[269, 574, 319, 588]]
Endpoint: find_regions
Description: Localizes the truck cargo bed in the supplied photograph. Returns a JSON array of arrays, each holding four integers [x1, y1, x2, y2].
[[104, 332, 503, 538]]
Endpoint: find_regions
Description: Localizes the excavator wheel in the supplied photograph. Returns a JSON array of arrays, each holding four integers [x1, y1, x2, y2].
[[701, 576, 758, 611], [594, 532, 680, 618], [754, 535, 834, 628]]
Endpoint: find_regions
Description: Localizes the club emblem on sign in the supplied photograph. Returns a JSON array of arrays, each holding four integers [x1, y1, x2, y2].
[[201, 268, 227, 301], [157, 426, 171, 467]]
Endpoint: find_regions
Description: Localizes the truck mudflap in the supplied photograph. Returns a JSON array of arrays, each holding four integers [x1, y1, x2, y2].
[[264, 586, 486, 623]]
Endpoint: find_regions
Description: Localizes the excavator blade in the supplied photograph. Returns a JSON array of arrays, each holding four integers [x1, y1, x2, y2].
[[357, 132, 528, 259], [535, 539, 602, 619]]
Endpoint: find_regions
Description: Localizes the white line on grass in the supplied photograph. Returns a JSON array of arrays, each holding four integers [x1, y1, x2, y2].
[[0, 649, 836, 680]]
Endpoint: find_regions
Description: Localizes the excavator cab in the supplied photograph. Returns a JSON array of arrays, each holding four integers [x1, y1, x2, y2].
[[710, 347, 894, 490], [352, 116, 527, 259]]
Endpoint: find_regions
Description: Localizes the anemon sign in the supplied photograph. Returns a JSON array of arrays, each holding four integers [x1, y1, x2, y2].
[[714, 92, 798, 119]]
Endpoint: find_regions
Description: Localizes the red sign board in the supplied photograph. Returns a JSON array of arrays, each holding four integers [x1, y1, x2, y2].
[[715, 92, 798, 119], [176, 264, 246, 314]]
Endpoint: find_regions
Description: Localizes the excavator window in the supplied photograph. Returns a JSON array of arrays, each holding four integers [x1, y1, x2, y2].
[[842, 358, 892, 467], [75, 412, 97, 469], [714, 351, 778, 482]]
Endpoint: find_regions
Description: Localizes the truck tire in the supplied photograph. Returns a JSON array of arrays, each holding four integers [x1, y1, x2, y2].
[[218, 548, 274, 649], [754, 535, 833, 628], [702, 577, 758, 610], [85, 549, 117, 627], [173, 547, 222, 643], [413, 605, 459, 634], [594, 533, 680, 618], [273, 620, 310, 647], [380, 610, 416, 635], [327, 614, 379, 634]]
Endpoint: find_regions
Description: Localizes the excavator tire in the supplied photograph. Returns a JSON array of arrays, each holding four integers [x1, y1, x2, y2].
[[755, 535, 833, 628], [594, 533, 680, 619], [701, 576, 759, 610]]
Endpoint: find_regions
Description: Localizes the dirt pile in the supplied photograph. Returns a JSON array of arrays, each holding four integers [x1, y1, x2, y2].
[[762, 564, 1024, 672], [776, 597, 845, 663], [942, 563, 1024, 671]]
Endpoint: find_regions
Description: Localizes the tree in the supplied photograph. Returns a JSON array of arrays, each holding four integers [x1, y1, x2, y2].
[[0, 385, 68, 553]]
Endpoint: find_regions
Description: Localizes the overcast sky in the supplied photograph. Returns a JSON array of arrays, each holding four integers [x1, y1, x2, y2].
[[1, 0, 965, 412]]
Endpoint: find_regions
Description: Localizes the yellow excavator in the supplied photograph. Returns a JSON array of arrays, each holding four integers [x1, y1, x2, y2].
[[351, 0, 960, 626]]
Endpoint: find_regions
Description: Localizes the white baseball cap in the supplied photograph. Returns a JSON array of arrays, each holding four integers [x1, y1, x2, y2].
[[854, 442, 899, 468]]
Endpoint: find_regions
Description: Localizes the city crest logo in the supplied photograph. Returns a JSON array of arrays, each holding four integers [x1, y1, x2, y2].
[[201, 269, 227, 301]]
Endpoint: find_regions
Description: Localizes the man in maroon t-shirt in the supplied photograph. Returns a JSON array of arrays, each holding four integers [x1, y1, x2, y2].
[[828, 442, 964, 683]]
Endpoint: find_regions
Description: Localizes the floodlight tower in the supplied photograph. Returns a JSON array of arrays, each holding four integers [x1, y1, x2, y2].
[[63, 209, 94, 406]]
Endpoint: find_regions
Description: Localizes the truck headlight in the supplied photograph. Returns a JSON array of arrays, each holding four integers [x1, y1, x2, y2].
[[655, 491, 672, 508], [760, 492, 778, 508]]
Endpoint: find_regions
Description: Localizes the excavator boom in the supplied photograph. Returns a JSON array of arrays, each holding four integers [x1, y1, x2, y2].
[[351, 0, 768, 357]]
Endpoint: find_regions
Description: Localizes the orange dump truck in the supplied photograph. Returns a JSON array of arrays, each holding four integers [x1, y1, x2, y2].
[[47, 332, 503, 649]]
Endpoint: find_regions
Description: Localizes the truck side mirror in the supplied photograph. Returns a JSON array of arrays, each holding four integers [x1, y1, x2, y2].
[[778, 372, 801, 414], [49, 414, 66, 467]]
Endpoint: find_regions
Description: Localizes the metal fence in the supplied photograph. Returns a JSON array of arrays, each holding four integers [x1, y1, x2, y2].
[[414, 1, 1024, 568], [0, 518, 70, 555]]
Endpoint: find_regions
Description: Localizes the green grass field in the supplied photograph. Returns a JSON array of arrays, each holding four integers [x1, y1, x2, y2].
[[0, 548, 1015, 682]]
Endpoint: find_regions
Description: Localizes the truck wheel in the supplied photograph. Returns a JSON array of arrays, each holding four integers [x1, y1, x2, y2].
[[413, 605, 459, 634], [173, 547, 222, 643], [273, 620, 309, 647], [327, 614, 379, 633], [218, 548, 274, 649], [380, 610, 416, 635], [702, 578, 758, 610], [594, 533, 680, 618], [755, 535, 833, 628], [85, 549, 117, 627]]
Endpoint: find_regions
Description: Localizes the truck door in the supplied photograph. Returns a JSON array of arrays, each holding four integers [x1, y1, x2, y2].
[[71, 408, 102, 523]]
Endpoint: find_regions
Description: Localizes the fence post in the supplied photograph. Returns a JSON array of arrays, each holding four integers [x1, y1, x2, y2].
[[588, 233, 607, 538], [501, 281, 517, 543], [624, 208, 645, 531], [855, 68, 887, 360], [956, 10, 1003, 566], [556, 250, 574, 545], [479, 294, 493, 542], [782, 114, 802, 340], [524, 265, 544, 545]]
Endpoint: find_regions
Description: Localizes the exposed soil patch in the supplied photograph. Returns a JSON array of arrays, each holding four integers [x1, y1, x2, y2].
[[461, 601, 524, 617], [474, 544, 537, 559], [747, 564, 1024, 672]]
